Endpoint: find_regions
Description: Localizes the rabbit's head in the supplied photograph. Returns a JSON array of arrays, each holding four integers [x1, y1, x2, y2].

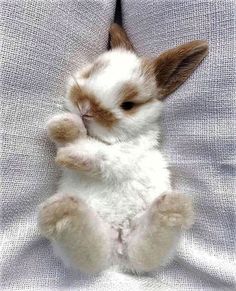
[[66, 24, 208, 144]]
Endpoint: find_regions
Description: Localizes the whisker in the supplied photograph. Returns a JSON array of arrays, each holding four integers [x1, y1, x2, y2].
[[70, 74, 80, 88], [77, 103, 82, 115], [70, 74, 82, 115]]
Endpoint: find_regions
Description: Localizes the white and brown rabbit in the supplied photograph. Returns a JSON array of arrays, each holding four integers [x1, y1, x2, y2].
[[38, 24, 208, 274]]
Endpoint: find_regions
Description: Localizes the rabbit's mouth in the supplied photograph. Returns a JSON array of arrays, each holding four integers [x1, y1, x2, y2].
[[82, 114, 93, 129], [82, 114, 93, 121]]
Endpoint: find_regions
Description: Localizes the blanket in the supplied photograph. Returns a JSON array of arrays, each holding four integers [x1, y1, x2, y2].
[[1, 0, 235, 289]]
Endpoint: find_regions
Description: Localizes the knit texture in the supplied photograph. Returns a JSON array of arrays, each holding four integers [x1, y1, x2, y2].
[[1, 0, 235, 290]]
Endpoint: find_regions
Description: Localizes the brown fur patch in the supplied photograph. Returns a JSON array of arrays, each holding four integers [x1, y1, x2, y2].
[[48, 119, 80, 143], [122, 82, 139, 102], [81, 60, 108, 79], [80, 65, 94, 79], [109, 23, 134, 51], [70, 85, 117, 128], [55, 153, 90, 171], [38, 194, 80, 237], [141, 58, 156, 80], [152, 40, 208, 99], [153, 192, 194, 229]]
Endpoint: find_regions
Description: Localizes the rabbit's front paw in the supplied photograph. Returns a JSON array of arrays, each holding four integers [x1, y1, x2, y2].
[[38, 194, 85, 238], [47, 113, 87, 144], [150, 192, 194, 229], [55, 147, 96, 172]]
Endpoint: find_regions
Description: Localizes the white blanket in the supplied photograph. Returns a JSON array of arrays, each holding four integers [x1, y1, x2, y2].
[[1, 0, 235, 290]]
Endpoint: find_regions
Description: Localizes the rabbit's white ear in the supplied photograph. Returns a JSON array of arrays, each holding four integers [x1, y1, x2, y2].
[[152, 40, 209, 99], [109, 23, 135, 51]]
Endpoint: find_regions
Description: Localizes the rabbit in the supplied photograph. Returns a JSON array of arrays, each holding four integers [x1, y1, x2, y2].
[[38, 24, 208, 274]]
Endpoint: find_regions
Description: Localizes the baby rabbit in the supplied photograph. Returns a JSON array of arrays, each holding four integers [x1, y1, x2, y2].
[[38, 24, 208, 274]]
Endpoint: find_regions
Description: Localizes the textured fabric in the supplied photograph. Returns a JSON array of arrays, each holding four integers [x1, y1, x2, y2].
[[1, 0, 235, 290], [122, 0, 236, 290], [0, 0, 117, 289]]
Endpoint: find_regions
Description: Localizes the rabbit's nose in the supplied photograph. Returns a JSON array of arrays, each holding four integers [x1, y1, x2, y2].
[[78, 100, 90, 116], [80, 103, 94, 121]]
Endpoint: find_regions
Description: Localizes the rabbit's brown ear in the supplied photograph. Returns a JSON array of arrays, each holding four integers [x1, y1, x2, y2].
[[109, 23, 135, 51], [152, 40, 208, 99]]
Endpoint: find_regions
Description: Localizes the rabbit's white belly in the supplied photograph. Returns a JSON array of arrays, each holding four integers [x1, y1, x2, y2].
[[58, 167, 170, 230]]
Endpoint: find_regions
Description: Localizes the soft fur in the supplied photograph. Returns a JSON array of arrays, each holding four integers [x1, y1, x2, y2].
[[38, 24, 208, 274]]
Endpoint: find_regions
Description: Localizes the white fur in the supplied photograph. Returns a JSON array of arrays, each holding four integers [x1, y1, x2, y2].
[[38, 49, 193, 274]]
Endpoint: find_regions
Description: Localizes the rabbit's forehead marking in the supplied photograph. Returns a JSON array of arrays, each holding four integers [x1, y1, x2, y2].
[[69, 85, 118, 128], [80, 59, 109, 79]]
